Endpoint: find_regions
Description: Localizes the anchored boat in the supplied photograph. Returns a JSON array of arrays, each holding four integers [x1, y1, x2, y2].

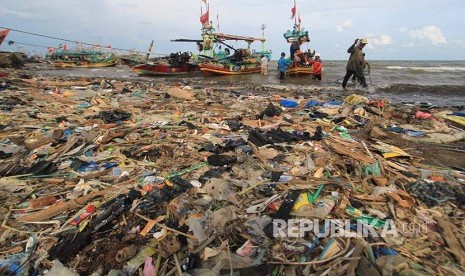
[[49, 49, 118, 68], [131, 52, 198, 76], [283, 0, 318, 77], [173, 0, 271, 76]]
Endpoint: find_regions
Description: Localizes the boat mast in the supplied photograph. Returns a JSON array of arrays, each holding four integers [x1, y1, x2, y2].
[[294, 0, 297, 28], [261, 24, 266, 52], [146, 40, 154, 62]]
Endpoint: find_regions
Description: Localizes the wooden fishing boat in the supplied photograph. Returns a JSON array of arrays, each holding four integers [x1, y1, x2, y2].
[[55, 58, 118, 68], [50, 49, 118, 68], [120, 57, 141, 69], [283, 0, 317, 77], [132, 62, 197, 76], [198, 62, 260, 76], [173, 1, 271, 77], [128, 52, 198, 76]]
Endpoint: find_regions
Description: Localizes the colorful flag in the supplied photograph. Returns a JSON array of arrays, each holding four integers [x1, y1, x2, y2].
[[200, 5, 209, 24], [0, 29, 10, 46], [291, 0, 296, 19], [298, 12, 301, 24]]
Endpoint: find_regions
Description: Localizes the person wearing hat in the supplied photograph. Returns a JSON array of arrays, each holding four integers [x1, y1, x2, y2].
[[312, 53, 323, 80], [342, 38, 368, 89], [278, 52, 293, 81]]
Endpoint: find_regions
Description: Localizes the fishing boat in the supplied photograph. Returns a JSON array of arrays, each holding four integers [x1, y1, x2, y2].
[[283, 0, 318, 77], [131, 52, 198, 76], [173, 1, 271, 77], [120, 40, 198, 76], [50, 49, 118, 68]]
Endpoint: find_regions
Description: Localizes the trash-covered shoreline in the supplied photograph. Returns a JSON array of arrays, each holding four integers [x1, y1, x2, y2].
[[1, 67, 464, 275]]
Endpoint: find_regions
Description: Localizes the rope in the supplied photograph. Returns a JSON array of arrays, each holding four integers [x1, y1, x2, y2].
[[0, 26, 148, 54]]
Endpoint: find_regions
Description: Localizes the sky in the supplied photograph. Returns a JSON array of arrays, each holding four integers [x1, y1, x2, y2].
[[1, 0, 464, 60]]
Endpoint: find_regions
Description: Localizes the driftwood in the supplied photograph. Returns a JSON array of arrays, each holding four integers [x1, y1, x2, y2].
[[18, 190, 106, 222], [434, 215, 465, 266]]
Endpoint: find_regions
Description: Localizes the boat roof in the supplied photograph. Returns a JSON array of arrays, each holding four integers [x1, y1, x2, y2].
[[215, 33, 265, 42], [283, 28, 310, 43]]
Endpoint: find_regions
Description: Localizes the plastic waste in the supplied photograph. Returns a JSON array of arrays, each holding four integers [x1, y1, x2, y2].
[[236, 240, 257, 257], [143, 257, 155, 276], [415, 111, 431, 119], [78, 160, 98, 173], [305, 99, 322, 108], [207, 154, 237, 166], [376, 255, 429, 276], [46, 260, 79, 276], [305, 192, 340, 219], [345, 206, 386, 228], [123, 239, 158, 274], [280, 99, 298, 108], [185, 216, 209, 243]]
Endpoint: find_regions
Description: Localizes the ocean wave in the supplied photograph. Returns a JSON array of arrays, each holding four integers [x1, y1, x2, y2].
[[386, 66, 465, 72]]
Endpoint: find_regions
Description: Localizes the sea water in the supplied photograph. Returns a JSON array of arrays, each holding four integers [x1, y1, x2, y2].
[[36, 60, 465, 107]]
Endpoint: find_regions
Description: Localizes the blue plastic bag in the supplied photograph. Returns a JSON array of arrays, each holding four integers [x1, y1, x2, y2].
[[280, 99, 298, 108]]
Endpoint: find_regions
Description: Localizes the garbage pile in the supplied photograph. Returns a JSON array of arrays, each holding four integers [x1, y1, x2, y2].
[[0, 72, 464, 275]]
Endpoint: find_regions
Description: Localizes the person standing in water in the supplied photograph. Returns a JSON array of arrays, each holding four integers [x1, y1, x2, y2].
[[278, 52, 293, 82], [312, 53, 323, 80], [260, 55, 268, 75], [352, 53, 371, 83], [342, 38, 368, 89]]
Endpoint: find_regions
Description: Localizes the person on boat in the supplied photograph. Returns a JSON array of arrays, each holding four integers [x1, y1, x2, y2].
[[312, 53, 323, 80], [260, 55, 268, 75], [342, 38, 368, 89], [278, 52, 293, 81], [352, 53, 371, 83]]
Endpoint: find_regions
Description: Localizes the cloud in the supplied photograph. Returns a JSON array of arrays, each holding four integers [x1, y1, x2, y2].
[[336, 20, 352, 33], [365, 34, 392, 48], [408, 25, 447, 45], [0, 7, 43, 19]]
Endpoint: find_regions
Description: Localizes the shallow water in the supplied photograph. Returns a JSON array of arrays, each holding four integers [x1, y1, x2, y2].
[[35, 60, 465, 107]]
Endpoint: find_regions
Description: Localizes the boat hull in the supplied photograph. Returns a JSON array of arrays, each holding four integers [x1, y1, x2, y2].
[[120, 57, 141, 69], [198, 63, 261, 76], [132, 63, 197, 76], [287, 65, 314, 76], [55, 59, 118, 68]]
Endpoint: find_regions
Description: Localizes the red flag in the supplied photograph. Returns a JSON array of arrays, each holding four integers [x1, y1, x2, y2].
[[291, 1, 296, 19], [0, 29, 10, 46], [200, 5, 209, 24], [298, 12, 301, 24], [63, 43, 67, 51]]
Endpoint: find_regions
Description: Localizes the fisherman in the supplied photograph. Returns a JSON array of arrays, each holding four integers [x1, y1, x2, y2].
[[312, 53, 323, 80], [351, 53, 371, 83], [278, 52, 293, 81], [342, 38, 368, 89], [260, 55, 268, 75]]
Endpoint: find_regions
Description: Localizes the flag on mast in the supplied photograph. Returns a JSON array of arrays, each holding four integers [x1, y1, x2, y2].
[[298, 12, 301, 24], [0, 29, 11, 47], [200, 4, 209, 24], [291, 0, 296, 19]]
